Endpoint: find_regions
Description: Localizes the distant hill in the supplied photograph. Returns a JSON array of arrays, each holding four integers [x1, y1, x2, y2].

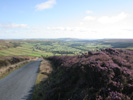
[[56, 38, 80, 41], [0, 39, 133, 57], [35, 48, 133, 100]]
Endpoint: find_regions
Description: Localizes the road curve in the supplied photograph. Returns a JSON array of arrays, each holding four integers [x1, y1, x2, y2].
[[0, 59, 41, 100]]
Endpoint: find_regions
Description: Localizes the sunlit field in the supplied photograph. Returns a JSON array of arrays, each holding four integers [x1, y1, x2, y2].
[[0, 39, 133, 57]]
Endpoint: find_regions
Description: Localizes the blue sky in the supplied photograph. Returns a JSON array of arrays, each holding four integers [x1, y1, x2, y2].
[[0, 0, 133, 39]]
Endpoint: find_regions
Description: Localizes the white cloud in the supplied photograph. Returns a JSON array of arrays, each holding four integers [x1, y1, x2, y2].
[[83, 16, 96, 21], [46, 26, 90, 32], [35, 0, 56, 11], [98, 12, 128, 24], [47, 26, 74, 31], [86, 10, 93, 14], [76, 12, 133, 39], [0, 23, 28, 29], [0, 11, 132, 39]]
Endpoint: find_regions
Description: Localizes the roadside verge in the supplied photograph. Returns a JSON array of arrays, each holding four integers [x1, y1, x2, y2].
[[0, 58, 37, 79], [31, 58, 53, 100]]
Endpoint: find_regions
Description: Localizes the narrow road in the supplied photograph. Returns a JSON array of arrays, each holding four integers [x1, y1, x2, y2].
[[0, 59, 41, 100]]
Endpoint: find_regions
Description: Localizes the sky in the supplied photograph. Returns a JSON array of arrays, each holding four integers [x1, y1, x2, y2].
[[0, 0, 133, 39]]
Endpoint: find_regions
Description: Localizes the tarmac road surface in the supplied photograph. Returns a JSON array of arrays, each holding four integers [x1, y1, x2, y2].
[[0, 59, 41, 100]]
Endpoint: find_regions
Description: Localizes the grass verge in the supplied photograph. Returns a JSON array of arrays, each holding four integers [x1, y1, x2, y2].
[[31, 59, 52, 100]]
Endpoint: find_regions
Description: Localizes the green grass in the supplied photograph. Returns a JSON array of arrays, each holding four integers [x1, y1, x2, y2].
[[0, 42, 53, 57], [0, 39, 132, 57], [35, 73, 48, 84]]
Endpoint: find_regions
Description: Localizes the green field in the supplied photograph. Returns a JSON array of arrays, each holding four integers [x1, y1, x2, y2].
[[0, 39, 133, 57]]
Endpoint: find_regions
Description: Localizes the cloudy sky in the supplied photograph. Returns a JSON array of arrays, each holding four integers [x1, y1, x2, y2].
[[0, 0, 133, 39]]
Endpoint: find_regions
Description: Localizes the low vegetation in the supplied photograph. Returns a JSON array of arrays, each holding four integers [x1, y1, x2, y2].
[[0, 56, 35, 79], [32, 59, 52, 100], [0, 56, 32, 67], [35, 59, 53, 84], [33, 48, 133, 100]]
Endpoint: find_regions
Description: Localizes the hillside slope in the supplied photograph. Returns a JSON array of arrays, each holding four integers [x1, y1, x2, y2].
[[0, 56, 33, 68], [0, 56, 35, 78], [35, 48, 133, 100]]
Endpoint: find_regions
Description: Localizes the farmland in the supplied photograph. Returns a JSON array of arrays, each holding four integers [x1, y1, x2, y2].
[[0, 39, 133, 57]]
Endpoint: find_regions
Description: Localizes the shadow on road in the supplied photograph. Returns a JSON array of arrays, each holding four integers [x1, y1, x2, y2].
[[22, 65, 40, 100], [21, 86, 34, 100]]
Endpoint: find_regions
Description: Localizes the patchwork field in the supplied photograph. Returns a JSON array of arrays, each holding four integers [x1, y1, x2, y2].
[[0, 39, 133, 57]]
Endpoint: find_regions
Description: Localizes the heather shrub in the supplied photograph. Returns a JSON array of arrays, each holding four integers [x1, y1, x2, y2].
[[41, 48, 133, 100]]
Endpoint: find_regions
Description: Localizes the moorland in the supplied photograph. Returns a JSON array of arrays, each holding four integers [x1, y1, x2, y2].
[[0, 39, 133, 100]]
